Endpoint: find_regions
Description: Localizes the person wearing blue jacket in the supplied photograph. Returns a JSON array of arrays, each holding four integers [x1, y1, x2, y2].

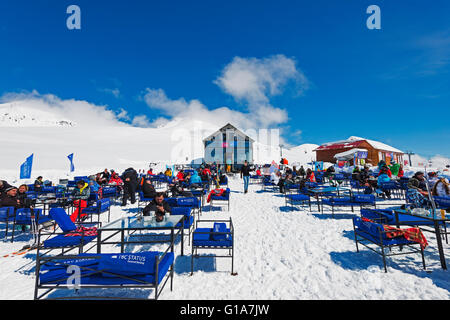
[[189, 171, 202, 185], [377, 168, 391, 199]]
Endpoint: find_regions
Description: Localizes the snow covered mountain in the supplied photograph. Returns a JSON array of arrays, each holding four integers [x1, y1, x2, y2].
[[0, 103, 76, 127], [0, 102, 447, 183]]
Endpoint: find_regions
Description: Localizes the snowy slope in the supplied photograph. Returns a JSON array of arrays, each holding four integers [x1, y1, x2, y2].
[[0, 103, 75, 127], [1, 178, 449, 300]]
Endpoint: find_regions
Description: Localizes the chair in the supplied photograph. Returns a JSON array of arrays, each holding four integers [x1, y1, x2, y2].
[[435, 196, 450, 210], [191, 219, 235, 275], [361, 208, 448, 244], [82, 198, 111, 223], [209, 188, 230, 211], [0, 207, 52, 242], [137, 191, 154, 212], [285, 193, 311, 211], [101, 186, 118, 202], [34, 248, 174, 300], [37, 208, 99, 256], [321, 194, 376, 217], [171, 207, 195, 245], [352, 216, 426, 272], [378, 181, 404, 200]]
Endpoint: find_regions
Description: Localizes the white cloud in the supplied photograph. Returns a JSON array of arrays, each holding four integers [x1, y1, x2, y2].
[[131, 114, 152, 127], [143, 54, 309, 130], [99, 88, 121, 98], [215, 54, 309, 103]]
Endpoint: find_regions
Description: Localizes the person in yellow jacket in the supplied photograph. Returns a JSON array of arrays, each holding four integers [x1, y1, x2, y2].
[[164, 168, 172, 177]]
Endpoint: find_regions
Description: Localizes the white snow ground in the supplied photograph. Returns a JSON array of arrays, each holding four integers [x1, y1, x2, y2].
[[0, 176, 449, 300]]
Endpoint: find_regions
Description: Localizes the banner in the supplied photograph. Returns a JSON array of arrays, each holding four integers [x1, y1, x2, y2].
[[20, 154, 34, 179], [314, 161, 323, 171], [67, 153, 75, 172]]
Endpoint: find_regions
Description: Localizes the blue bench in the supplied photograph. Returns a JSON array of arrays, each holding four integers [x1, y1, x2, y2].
[[191, 219, 236, 276], [37, 208, 99, 256], [435, 196, 450, 210], [82, 198, 111, 223], [0, 207, 52, 242], [352, 216, 426, 272], [209, 188, 230, 211], [322, 194, 376, 217], [34, 249, 174, 300], [285, 193, 311, 211]]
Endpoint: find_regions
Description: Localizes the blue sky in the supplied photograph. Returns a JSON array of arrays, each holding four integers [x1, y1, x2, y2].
[[0, 0, 449, 157]]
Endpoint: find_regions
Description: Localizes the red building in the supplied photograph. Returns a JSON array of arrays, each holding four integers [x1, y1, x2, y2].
[[314, 136, 404, 166]]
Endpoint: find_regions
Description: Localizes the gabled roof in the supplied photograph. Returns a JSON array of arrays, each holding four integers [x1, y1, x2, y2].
[[315, 136, 403, 154], [202, 123, 255, 142]]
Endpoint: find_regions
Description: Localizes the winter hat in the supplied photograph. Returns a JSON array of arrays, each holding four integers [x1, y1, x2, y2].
[[5, 186, 17, 193]]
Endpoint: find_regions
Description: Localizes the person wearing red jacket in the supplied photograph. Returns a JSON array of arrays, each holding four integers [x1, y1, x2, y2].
[[398, 165, 404, 178], [176, 170, 185, 181], [378, 166, 392, 178], [109, 173, 123, 186], [202, 168, 211, 177]]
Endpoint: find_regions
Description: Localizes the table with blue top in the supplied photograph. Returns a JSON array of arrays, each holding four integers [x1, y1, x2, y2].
[[392, 207, 449, 270]]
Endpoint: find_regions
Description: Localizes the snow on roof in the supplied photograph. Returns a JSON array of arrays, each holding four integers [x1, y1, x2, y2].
[[334, 148, 368, 160], [316, 136, 403, 154]]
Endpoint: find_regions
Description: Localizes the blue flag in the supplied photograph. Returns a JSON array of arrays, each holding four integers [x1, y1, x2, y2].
[[20, 154, 33, 179], [67, 153, 75, 172]]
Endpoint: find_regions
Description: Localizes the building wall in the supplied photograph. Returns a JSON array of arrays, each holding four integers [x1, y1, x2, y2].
[[316, 140, 404, 166], [204, 130, 253, 165]]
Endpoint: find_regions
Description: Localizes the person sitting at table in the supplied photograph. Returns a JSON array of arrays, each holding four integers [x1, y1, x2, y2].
[[189, 170, 202, 186], [89, 179, 101, 193], [142, 179, 157, 199], [176, 170, 185, 182], [432, 177, 450, 198], [70, 180, 90, 222], [378, 165, 392, 178], [406, 172, 430, 208], [278, 173, 294, 193], [99, 169, 110, 185], [398, 164, 405, 178], [0, 180, 13, 196], [377, 167, 392, 199], [17, 184, 35, 209], [324, 165, 335, 181], [143, 192, 172, 222], [427, 172, 439, 190], [0, 186, 21, 208], [352, 166, 361, 181], [306, 169, 316, 183], [357, 166, 375, 194], [34, 176, 43, 192]]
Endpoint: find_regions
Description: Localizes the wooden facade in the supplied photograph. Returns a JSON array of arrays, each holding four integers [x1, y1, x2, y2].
[[315, 139, 404, 166]]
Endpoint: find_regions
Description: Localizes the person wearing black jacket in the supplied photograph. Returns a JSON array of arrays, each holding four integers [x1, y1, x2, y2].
[[240, 160, 253, 194], [143, 193, 172, 222], [34, 176, 43, 192], [142, 179, 157, 199], [0, 186, 20, 208], [0, 180, 13, 196], [121, 167, 138, 206]]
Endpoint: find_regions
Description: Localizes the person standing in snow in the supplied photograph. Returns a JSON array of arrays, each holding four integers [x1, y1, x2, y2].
[[121, 167, 138, 206], [240, 160, 253, 194]]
